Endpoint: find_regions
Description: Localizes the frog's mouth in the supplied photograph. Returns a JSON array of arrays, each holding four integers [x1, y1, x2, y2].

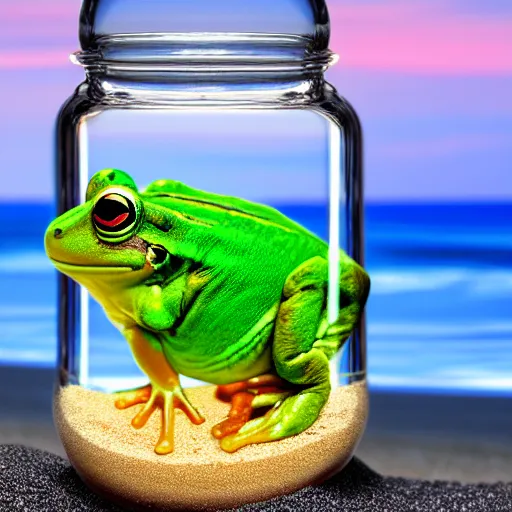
[[49, 242, 169, 274], [49, 259, 138, 274]]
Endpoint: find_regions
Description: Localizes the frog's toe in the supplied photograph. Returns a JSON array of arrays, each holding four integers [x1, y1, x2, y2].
[[114, 384, 152, 409], [219, 407, 282, 453], [215, 374, 289, 402], [154, 391, 176, 454], [212, 391, 254, 439], [212, 417, 249, 439], [219, 392, 326, 453], [173, 386, 205, 425], [131, 391, 158, 429], [154, 438, 173, 455]]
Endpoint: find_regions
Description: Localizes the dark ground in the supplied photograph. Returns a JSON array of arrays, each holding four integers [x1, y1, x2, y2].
[[2, 444, 512, 512]]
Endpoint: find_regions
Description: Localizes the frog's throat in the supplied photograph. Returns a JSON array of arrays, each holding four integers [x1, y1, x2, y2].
[[50, 259, 135, 274]]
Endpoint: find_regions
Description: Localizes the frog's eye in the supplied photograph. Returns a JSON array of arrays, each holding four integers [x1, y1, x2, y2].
[[93, 192, 138, 242]]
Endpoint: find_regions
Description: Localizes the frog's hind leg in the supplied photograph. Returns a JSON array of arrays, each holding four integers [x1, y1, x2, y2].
[[220, 255, 368, 453]]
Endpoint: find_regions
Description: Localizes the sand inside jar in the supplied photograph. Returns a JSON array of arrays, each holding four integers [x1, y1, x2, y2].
[[55, 381, 367, 511]]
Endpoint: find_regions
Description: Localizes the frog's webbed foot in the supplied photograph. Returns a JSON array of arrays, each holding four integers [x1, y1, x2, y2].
[[218, 256, 343, 453], [219, 386, 328, 453], [115, 384, 204, 455], [211, 374, 293, 441]]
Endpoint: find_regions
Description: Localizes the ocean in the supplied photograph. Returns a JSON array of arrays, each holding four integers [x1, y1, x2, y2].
[[1, 202, 511, 396]]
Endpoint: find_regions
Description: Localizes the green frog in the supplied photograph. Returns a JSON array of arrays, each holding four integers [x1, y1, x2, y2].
[[45, 169, 370, 455]]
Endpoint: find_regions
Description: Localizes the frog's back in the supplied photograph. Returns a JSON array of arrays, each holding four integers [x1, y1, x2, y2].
[[143, 179, 323, 250]]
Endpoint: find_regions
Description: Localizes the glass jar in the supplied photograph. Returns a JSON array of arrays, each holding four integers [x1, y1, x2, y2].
[[45, 0, 370, 509]]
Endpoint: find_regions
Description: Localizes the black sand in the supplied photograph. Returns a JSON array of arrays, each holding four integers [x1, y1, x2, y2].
[[1, 444, 511, 512]]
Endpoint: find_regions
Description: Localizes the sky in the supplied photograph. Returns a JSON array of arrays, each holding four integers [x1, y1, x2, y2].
[[0, 0, 511, 202], [84, 109, 331, 203]]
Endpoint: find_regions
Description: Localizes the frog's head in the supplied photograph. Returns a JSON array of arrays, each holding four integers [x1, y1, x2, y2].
[[45, 169, 165, 286]]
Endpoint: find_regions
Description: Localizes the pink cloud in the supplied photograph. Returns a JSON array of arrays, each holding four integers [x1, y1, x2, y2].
[[329, 1, 512, 75], [0, 3, 78, 20], [0, 1, 79, 45], [0, 51, 72, 69]]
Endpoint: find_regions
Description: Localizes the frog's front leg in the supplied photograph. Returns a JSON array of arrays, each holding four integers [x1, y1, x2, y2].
[[115, 326, 204, 455], [220, 255, 369, 453]]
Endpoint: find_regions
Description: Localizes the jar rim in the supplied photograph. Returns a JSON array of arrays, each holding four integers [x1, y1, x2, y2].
[[72, 32, 337, 75]]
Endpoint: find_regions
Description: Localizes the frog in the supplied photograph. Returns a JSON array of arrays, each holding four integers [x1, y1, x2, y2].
[[44, 168, 370, 455]]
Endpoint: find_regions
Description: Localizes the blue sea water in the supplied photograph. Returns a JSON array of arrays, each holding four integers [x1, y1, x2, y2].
[[1, 202, 511, 396]]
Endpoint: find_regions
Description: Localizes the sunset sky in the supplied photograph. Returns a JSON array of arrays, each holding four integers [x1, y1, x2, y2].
[[1, 0, 511, 202]]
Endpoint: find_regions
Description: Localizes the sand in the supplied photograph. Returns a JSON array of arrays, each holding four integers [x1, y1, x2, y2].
[[54, 381, 368, 511]]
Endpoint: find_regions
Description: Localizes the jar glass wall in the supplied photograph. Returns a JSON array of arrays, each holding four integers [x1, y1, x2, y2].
[[58, 103, 365, 390], [45, 0, 369, 509]]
